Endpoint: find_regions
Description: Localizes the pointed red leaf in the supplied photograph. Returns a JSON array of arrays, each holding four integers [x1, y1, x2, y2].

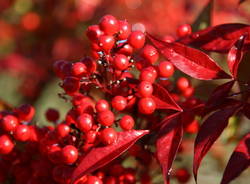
[[179, 23, 250, 53], [156, 114, 183, 184], [227, 35, 247, 79], [206, 80, 235, 109], [152, 83, 183, 111], [147, 33, 231, 80], [220, 133, 250, 184], [193, 103, 242, 182], [71, 130, 149, 183]]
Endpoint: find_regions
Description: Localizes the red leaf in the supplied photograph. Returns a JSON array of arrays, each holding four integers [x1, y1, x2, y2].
[[147, 33, 231, 80], [71, 130, 149, 183], [206, 80, 235, 110], [221, 133, 250, 184], [179, 23, 250, 53], [156, 114, 183, 184], [227, 35, 247, 79], [193, 103, 242, 182], [152, 83, 183, 111]]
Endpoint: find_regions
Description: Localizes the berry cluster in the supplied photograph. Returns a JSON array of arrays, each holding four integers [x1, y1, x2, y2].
[[0, 15, 198, 184]]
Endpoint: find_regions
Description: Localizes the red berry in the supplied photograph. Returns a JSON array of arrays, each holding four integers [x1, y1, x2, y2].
[[113, 54, 129, 70], [97, 110, 115, 126], [0, 134, 14, 154], [56, 124, 70, 138], [117, 44, 133, 56], [98, 35, 115, 53], [140, 44, 159, 64], [100, 128, 117, 145], [158, 61, 175, 78], [138, 97, 156, 114], [86, 175, 103, 184], [182, 87, 194, 98], [85, 130, 97, 143], [86, 25, 103, 41], [119, 115, 134, 131], [177, 77, 190, 91], [62, 76, 80, 95], [111, 96, 127, 111], [71, 62, 87, 77], [80, 56, 97, 74], [138, 81, 153, 97], [15, 104, 35, 122], [45, 108, 59, 122], [61, 145, 78, 164], [77, 113, 93, 132], [139, 67, 157, 83], [128, 31, 145, 49], [99, 15, 119, 35], [175, 168, 190, 183], [1, 115, 19, 132], [95, 99, 110, 112], [184, 119, 199, 134], [53, 60, 67, 78], [177, 24, 192, 37], [47, 144, 62, 164], [13, 124, 31, 141], [118, 20, 131, 40]]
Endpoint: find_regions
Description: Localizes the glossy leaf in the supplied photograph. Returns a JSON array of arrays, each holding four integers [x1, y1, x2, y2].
[[179, 23, 250, 53], [193, 103, 242, 182], [221, 133, 250, 184], [71, 130, 149, 183], [156, 114, 183, 184], [206, 80, 235, 110], [152, 83, 183, 112], [147, 33, 231, 80], [227, 35, 246, 79]]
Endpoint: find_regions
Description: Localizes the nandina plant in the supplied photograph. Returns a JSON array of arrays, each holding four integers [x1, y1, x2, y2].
[[0, 9, 250, 184]]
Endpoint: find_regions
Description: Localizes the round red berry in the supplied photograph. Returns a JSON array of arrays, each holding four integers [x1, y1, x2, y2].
[[45, 108, 59, 122], [13, 124, 31, 141], [1, 115, 19, 132], [99, 15, 119, 35], [62, 76, 80, 95], [85, 130, 97, 144], [138, 81, 153, 97], [56, 124, 70, 138], [98, 35, 115, 53], [138, 97, 156, 114], [117, 44, 133, 56], [77, 113, 93, 132], [118, 20, 131, 40], [113, 54, 129, 70], [111, 96, 127, 111], [61, 145, 78, 164], [86, 175, 103, 184], [97, 110, 115, 126], [100, 128, 117, 145], [177, 77, 190, 91], [0, 134, 14, 154], [175, 168, 190, 183], [158, 61, 175, 78], [95, 99, 110, 112], [15, 104, 35, 122], [140, 44, 159, 64], [139, 67, 157, 83], [177, 24, 192, 37], [86, 25, 103, 41], [119, 115, 134, 131], [128, 31, 145, 49], [182, 87, 194, 98], [71, 62, 87, 77]]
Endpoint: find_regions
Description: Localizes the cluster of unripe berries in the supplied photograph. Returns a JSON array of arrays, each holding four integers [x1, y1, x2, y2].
[[0, 15, 196, 184]]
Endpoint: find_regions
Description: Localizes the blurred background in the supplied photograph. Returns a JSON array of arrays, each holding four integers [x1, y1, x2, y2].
[[0, 0, 250, 183]]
